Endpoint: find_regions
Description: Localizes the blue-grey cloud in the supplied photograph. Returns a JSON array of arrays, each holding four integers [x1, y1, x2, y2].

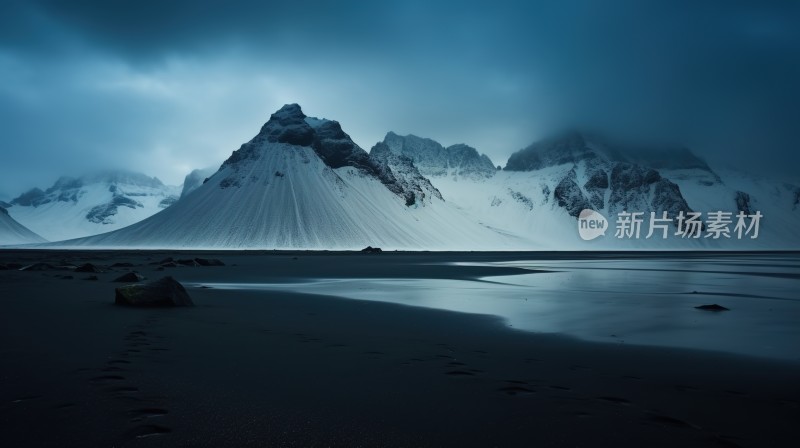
[[0, 0, 798, 195]]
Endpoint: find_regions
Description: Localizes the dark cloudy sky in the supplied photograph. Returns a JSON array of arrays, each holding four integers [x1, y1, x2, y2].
[[1, 0, 799, 196]]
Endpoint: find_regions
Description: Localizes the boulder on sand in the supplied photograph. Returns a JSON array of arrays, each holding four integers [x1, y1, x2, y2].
[[113, 272, 145, 283], [75, 263, 103, 273], [115, 276, 194, 307]]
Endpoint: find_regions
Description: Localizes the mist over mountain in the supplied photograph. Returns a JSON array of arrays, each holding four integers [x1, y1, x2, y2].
[[1, 0, 798, 193]]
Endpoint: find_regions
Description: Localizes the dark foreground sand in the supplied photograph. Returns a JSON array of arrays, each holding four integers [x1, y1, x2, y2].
[[1, 250, 798, 447]]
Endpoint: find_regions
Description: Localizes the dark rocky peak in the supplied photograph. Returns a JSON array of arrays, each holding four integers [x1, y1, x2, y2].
[[381, 132, 449, 176], [258, 103, 315, 146], [223, 104, 380, 177], [505, 131, 597, 171], [11, 188, 46, 207], [445, 144, 497, 177]]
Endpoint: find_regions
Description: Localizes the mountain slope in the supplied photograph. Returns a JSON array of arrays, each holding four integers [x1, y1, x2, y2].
[[55, 105, 524, 250], [0, 206, 47, 246], [8, 171, 180, 241]]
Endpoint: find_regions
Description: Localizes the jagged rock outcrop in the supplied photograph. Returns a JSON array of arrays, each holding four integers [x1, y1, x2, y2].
[[369, 142, 443, 206], [735, 191, 753, 214], [554, 170, 592, 217], [381, 132, 496, 178]]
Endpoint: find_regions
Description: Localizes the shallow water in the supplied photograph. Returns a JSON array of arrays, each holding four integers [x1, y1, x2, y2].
[[201, 254, 800, 362]]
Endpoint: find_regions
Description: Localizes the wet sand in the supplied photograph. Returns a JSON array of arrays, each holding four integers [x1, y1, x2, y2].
[[1, 250, 799, 447]]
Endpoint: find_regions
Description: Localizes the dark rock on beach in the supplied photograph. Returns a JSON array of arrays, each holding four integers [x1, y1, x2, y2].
[[114, 276, 194, 307], [112, 272, 145, 283], [19, 263, 57, 271], [695, 304, 730, 312], [194, 258, 225, 266], [110, 262, 135, 268], [75, 263, 103, 273]]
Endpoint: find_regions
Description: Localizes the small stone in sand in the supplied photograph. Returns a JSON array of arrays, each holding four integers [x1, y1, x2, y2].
[[695, 304, 730, 311]]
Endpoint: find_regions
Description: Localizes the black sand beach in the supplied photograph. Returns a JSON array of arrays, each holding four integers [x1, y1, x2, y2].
[[1, 251, 799, 447]]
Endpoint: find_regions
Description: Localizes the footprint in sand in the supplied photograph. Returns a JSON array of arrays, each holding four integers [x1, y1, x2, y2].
[[445, 370, 476, 376], [11, 395, 42, 404], [90, 374, 126, 383], [126, 424, 172, 439], [497, 380, 535, 395], [127, 407, 169, 422], [646, 412, 699, 430], [597, 396, 631, 405]]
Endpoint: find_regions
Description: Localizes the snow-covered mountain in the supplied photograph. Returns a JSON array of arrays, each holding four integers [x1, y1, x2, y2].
[[21, 107, 798, 250], [7, 171, 180, 241], [396, 131, 799, 249], [54, 105, 523, 250], [0, 205, 47, 246]]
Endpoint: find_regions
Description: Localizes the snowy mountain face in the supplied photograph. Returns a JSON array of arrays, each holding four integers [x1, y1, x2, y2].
[[399, 131, 798, 249], [0, 205, 47, 246], [382, 132, 497, 179], [57, 104, 522, 250], [505, 132, 695, 219], [7, 171, 180, 241]]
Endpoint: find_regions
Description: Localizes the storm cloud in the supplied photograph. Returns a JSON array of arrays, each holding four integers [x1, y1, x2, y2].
[[1, 0, 798, 195]]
